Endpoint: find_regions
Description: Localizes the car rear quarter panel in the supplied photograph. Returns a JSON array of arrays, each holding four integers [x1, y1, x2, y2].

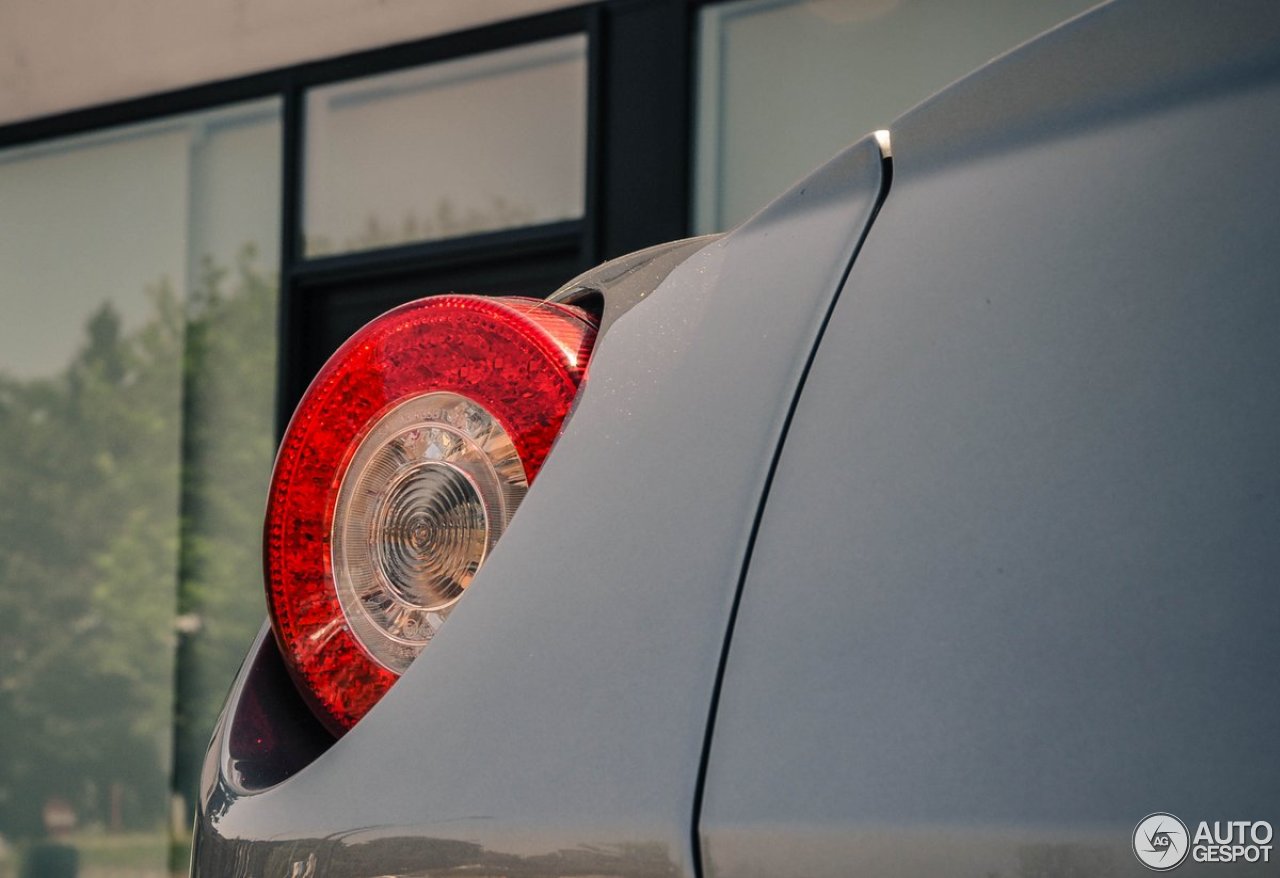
[[699, 2, 1280, 876]]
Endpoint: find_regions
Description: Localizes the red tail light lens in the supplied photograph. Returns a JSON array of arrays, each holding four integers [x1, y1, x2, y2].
[[265, 295, 596, 733]]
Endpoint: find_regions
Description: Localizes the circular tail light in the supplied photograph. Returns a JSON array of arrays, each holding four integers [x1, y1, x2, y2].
[[265, 295, 596, 733]]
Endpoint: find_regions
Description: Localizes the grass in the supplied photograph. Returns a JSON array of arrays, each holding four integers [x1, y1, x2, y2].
[[5, 829, 189, 878]]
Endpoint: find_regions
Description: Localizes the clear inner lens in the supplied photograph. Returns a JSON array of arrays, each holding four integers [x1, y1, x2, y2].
[[332, 392, 527, 672], [373, 461, 486, 610]]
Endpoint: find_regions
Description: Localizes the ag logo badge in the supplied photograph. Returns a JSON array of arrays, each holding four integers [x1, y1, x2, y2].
[[1134, 812, 1190, 871]]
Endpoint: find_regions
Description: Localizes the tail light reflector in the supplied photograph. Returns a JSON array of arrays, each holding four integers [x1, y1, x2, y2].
[[265, 295, 596, 733]]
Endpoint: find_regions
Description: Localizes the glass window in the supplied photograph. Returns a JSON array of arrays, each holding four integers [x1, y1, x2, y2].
[[695, 0, 1099, 232], [0, 98, 279, 875], [170, 102, 282, 844], [304, 34, 588, 257]]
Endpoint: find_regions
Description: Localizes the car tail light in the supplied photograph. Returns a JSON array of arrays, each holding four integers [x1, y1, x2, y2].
[[265, 295, 596, 734]]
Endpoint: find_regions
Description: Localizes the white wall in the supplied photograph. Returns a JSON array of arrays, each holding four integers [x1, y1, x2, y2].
[[0, 0, 579, 125]]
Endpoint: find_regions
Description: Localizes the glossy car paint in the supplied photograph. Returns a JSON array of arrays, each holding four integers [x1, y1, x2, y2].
[[194, 137, 886, 873], [194, 0, 1280, 875], [701, 2, 1280, 876]]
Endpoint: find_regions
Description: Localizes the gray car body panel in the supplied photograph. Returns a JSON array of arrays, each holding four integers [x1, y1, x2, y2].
[[193, 137, 886, 874], [701, 1, 1280, 877]]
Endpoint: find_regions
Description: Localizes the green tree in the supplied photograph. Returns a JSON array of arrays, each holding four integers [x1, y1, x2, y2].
[[0, 248, 276, 849], [171, 248, 276, 817]]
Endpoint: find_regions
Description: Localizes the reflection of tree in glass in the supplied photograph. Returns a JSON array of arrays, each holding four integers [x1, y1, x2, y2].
[[305, 195, 537, 256], [0, 281, 183, 844], [171, 247, 276, 829], [0, 246, 275, 862]]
